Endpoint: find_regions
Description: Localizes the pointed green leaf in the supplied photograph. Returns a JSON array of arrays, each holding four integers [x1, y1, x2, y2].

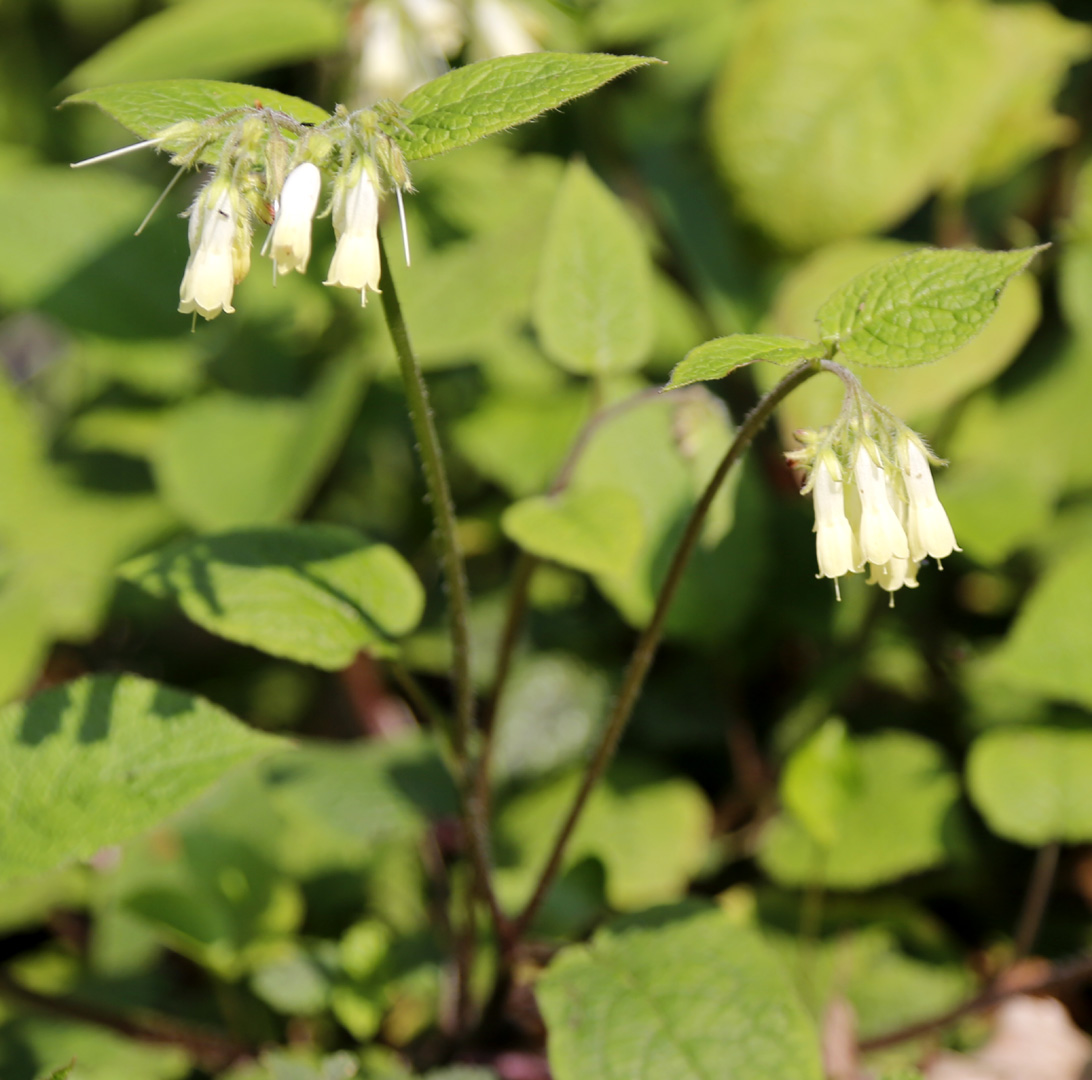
[[666, 334, 825, 390], [533, 159, 654, 376], [0, 675, 283, 882], [123, 524, 425, 667], [816, 246, 1045, 368], [501, 486, 645, 577], [537, 912, 823, 1080], [63, 79, 329, 160], [396, 53, 658, 162], [64, 0, 344, 89], [967, 727, 1092, 847]]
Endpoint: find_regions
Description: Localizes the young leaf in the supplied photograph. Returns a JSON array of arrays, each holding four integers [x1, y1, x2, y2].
[[533, 159, 654, 376], [396, 52, 658, 162], [0, 675, 283, 882], [537, 911, 824, 1080], [967, 727, 1092, 847], [64, 0, 344, 90], [63, 79, 329, 157], [123, 524, 425, 667], [501, 486, 645, 577], [816, 246, 1046, 368], [666, 334, 825, 390]]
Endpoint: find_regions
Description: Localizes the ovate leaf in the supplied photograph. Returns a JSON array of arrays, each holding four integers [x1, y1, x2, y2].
[[666, 334, 824, 390], [0, 675, 282, 882], [534, 159, 654, 376], [396, 53, 657, 162], [759, 731, 961, 889], [63, 79, 329, 159], [501, 486, 645, 577], [780, 718, 860, 849], [816, 246, 1045, 368], [537, 911, 823, 1080], [967, 727, 1092, 847], [65, 0, 344, 89], [123, 524, 425, 667]]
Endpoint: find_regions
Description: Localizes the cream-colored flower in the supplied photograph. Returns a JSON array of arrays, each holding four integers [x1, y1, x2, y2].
[[179, 177, 247, 320], [324, 164, 382, 305], [471, 0, 542, 57], [852, 443, 909, 567], [900, 435, 960, 564], [811, 455, 859, 587], [269, 162, 322, 276]]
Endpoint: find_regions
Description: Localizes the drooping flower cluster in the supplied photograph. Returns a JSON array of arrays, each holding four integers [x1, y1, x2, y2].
[[351, 0, 546, 105], [788, 397, 960, 603], [74, 105, 412, 321]]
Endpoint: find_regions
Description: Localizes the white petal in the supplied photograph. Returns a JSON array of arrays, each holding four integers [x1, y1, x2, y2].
[[853, 446, 909, 565]]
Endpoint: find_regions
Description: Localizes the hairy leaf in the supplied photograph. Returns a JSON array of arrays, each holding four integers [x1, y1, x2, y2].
[[666, 334, 825, 389]]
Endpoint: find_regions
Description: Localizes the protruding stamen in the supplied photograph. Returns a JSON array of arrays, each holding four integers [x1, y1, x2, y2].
[[396, 186, 411, 267], [71, 137, 163, 168], [135, 167, 186, 236]]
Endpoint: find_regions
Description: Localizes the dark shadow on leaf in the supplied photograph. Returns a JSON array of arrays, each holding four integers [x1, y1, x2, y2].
[[77, 675, 118, 744], [16, 683, 70, 746]]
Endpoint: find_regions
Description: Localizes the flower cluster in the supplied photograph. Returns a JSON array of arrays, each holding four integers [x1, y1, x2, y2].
[[351, 0, 545, 104], [75, 106, 410, 321], [789, 404, 960, 603]]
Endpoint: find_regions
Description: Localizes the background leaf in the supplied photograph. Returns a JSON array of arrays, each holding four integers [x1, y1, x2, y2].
[[0, 675, 282, 883]]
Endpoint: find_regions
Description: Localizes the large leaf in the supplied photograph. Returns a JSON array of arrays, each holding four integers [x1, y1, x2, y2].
[[537, 911, 823, 1080], [63, 79, 329, 159], [987, 540, 1092, 710], [666, 334, 825, 390], [709, 0, 992, 249], [501, 486, 645, 577], [533, 159, 654, 376], [759, 731, 961, 890], [123, 524, 425, 667], [816, 246, 1044, 368], [396, 53, 657, 162], [967, 727, 1092, 847], [0, 675, 282, 882], [65, 0, 344, 89]]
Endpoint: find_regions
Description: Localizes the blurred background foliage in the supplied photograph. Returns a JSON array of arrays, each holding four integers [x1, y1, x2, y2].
[[4, 0, 1092, 1077]]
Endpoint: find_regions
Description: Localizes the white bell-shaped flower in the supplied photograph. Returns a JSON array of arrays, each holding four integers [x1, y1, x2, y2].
[[324, 163, 382, 305], [269, 162, 322, 276], [811, 455, 859, 585], [179, 177, 244, 320], [852, 443, 909, 567], [471, 0, 541, 57], [900, 435, 960, 564], [867, 556, 921, 602]]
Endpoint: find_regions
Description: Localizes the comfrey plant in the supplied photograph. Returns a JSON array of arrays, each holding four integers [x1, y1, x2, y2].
[[56, 52, 1047, 1080]]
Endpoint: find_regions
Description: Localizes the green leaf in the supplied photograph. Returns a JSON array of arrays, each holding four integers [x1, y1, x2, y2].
[[759, 731, 961, 889], [123, 524, 425, 667], [396, 53, 657, 162], [533, 159, 654, 376], [494, 760, 711, 912], [666, 334, 825, 390], [967, 727, 1092, 847], [816, 246, 1045, 368], [152, 357, 367, 531], [537, 911, 823, 1080], [780, 718, 860, 849], [987, 540, 1092, 711], [262, 735, 458, 847], [0, 675, 282, 883], [63, 79, 329, 159], [709, 0, 994, 249], [64, 0, 344, 89], [501, 486, 645, 577]]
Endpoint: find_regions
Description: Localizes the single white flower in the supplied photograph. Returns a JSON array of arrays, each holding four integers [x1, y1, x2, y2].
[[405, 0, 463, 54], [357, 0, 446, 103], [852, 443, 909, 566], [867, 556, 921, 601], [471, 0, 542, 58], [325, 164, 382, 305], [900, 435, 960, 564], [179, 178, 247, 320], [269, 162, 323, 276], [811, 455, 859, 590]]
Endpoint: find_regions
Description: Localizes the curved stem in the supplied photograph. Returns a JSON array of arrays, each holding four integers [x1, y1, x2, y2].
[[377, 233, 507, 958], [505, 359, 821, 948], [1013, 841, 1060, 963]]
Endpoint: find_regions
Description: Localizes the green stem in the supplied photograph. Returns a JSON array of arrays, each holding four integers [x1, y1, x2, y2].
[[505, 360, 821, 948], [377, 234, 508, 959]]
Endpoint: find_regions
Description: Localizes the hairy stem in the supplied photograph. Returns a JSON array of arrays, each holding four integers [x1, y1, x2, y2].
[[377, 233, 508, 993], [505, 360, 821, 948]]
